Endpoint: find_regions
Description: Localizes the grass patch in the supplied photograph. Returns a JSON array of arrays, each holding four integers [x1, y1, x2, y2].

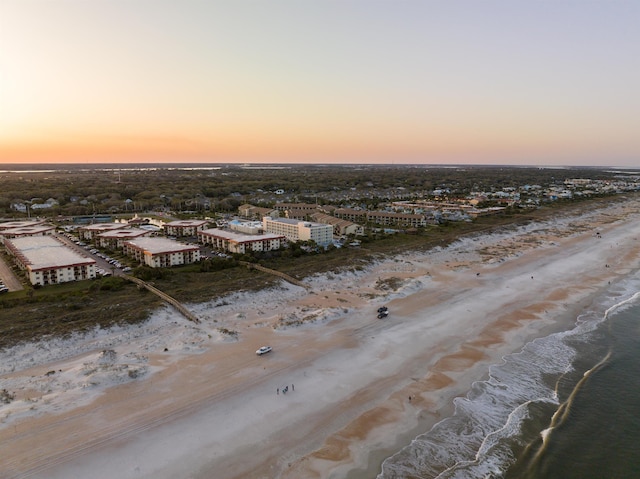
[[0, 195, 634, 350], [0, 279, 163, 349]]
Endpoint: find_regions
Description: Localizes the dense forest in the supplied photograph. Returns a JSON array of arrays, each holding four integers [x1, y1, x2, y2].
[[0, 163, 627, 218]]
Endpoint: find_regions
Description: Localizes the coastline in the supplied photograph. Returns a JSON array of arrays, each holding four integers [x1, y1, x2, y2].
[[2, 199, 640, 478]]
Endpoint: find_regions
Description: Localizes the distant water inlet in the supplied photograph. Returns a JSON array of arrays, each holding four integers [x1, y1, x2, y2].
[[378, 274, 640, 479]]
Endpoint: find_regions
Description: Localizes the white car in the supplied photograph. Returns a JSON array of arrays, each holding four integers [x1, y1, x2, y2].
[[256, 346, 272, 356]]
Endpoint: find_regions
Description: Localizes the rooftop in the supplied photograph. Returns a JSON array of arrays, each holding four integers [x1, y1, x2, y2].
[[0, 225, 56, 236], [6, 236, 95, 270], [81, 222, 124, 231], [0, 220, 47, 230], [200, 228, 284, 243], [97, 228, 149, 239], [165, 220, 208, 227], [124, 237, 200, 254]]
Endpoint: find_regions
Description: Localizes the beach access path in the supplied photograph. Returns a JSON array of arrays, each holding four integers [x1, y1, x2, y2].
[[1, 198, 640, 479]]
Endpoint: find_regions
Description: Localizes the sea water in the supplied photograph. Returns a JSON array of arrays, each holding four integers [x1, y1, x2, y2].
[[378, 271, 640, 479]]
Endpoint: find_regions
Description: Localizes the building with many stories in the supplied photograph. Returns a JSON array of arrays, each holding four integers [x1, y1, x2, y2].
[[262, 217, 333, 246]]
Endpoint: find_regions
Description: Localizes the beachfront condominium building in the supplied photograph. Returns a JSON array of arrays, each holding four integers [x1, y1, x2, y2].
[[164, 220, 208, 237], [0, 223, 56, 244], [0, 220, 49, 244], [123, 237, 200, 268], [262, 217, 333, 246], [4, 236, 96, 286], [198, 228, 285, 254], [309, 212, 365, 237], [78, 222, 125, 242], [96, 228, 151, 250]]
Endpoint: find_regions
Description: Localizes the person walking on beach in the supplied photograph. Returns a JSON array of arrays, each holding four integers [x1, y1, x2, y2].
[[292, 384, 294, 391], [277, 388, 279, 395]]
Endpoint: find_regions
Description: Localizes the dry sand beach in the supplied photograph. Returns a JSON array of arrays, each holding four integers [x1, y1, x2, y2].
[[2, 199, 640, 479]]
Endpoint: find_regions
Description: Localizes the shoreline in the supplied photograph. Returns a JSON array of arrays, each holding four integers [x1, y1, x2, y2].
[[2, 199, 640, 478]]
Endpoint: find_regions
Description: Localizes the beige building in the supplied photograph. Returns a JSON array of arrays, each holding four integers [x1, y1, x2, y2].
[[97, 228, 150, 250], [365, 211, 428, 227], [123, 237, 200, 268], [78, 223, 125, 241], [333, 208, 367, 223], [4, 236, 96, 286], [198, 228, 285, 254], [0, 223, 55, 244], [164, 220, 208, 237], [334, 208, 428, 227], [238, 204, 279, 219], [273, 202, 321, 212], [309, 212, 364, 236]]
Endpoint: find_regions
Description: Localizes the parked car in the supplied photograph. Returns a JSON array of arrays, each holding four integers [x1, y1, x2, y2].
[[256, 346, 272, 356]]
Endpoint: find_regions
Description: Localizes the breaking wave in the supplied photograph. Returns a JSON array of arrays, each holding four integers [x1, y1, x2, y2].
[[378, 274, 640, 479]]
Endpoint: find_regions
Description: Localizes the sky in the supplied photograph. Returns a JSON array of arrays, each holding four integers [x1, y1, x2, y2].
[[0, 1, 638, 167]]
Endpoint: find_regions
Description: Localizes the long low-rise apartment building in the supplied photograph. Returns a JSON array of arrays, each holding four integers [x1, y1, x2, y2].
[[97, 228, 151, 249], [365, 211, 429, 227], [123, 237, 200, 268], [309, 212, 364, 236], [0, 220, 47, 229], [333, 208, 368, 223], [262, 217, 333, 246], [238, 204, 279, 219], [164, 220, 208, 237], [334, 208, 429, 227], [198, 228, 285, 254], [4, 236, 96, 286], [0, 223, 56, 244], [78, 222, 125, 241]]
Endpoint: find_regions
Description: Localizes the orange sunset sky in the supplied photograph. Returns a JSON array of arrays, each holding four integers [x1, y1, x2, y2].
[[1, 1, 638, 166]]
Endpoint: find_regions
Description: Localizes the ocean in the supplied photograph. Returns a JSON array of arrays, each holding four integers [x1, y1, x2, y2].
[[378, 270, 640, 479]]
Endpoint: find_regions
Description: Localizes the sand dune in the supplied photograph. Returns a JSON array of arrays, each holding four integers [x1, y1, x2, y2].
[[2, 199, 640, 479]]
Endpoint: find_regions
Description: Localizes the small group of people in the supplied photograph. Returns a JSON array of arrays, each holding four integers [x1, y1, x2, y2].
[[277, 384, 294, 395]]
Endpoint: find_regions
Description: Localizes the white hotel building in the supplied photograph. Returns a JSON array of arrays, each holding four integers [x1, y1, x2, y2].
[[4, 236, 96, 286], [262, 217, 333, 246]]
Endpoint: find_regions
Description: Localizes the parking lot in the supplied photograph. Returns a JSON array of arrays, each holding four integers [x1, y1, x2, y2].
[[0, 254, 23, 292], [55, 233, 130, 277]]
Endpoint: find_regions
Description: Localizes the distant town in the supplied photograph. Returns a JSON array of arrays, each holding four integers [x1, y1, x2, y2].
[[1, 164, 639, 291]]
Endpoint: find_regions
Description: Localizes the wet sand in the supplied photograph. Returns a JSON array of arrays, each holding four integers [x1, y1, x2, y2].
[[2, 199, 640, 479]]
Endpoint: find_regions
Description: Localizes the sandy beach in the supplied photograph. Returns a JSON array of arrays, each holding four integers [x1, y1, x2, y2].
[[2, 199, 640, 479]]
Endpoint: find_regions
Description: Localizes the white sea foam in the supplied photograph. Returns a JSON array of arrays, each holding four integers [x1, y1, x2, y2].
[[379, 270, 640, 479]]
